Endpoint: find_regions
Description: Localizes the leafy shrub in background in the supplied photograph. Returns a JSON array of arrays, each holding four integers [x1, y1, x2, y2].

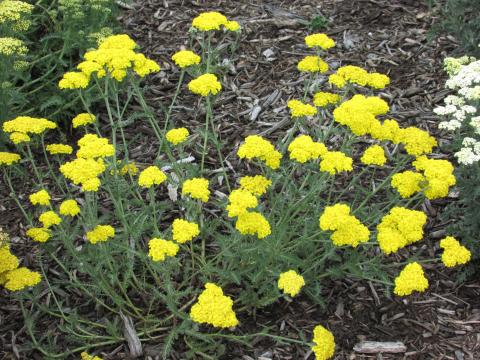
[[0, 10, 474, 360]]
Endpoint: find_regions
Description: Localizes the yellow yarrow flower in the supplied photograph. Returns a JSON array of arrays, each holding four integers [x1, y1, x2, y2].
[[171, 50, 201, 68], [237, 135, 282, 169], [288, 135, 327, 163], [3, 267, 41, 291], [182, 177, 210, 202], [9, 132, 30, 144], [59, 199, 81, 217], [367, 72, 390, 89], [305, 33, 335, 50], [226, 189, 258, 218], [399, 127, 437, 157], [278, 270, 305, 297], [188, 73, 222, 96], [138, 166, 167, 188], [297, 56, 329, 73], [119, 162, 138, 176], [0, 152, 20, 166], [82, 177, 101, 192], [235, 211, 271, 239], [311, 325, 335, 360], [86, 225, 115, 244], [0, 37, 27, 56], [413, 156, 455, 200], [132, 53, 160, 77], [39, 211, 61, 228], [60, 158, 106, 187], [319, 151, 353, 175], [313, 92, 340, 107], [191, 11, 228, 31], [328, 73, 346, 88], [77, 134, 115, 159], [59, 71, 89, 89], [3, 116, 56, 135], [72, 113, 96, 128], [46, 144, 73, 155], [360, 145, 386, 166], [0, 1, 34, 31], [148, 238, 179, 261], [80, 352, 103, 360], [394, 262, 428, 296], [190, 283, 238, 328], [336, 65, 369, 86], [166, 127, 189, 145], [391, 171, 425, 198], [239, 175, 271, 196], [0, 246, 18, 273], [29, 189, 50, 206], [287, 99, 318, 118], [26, 227, 51, 243], [225, 20, 240, 32], [99, 34, 137, 50], [439, 236, 471, 268], [172, 219, 200, 244]]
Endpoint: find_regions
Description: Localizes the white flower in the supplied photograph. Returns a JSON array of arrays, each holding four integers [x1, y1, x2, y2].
[[462, 105, 477, 114], [455, 148, 479, 165], [439, 119, 462, 131], [444, 95, 465, 106], [462, 137, 477, 146]]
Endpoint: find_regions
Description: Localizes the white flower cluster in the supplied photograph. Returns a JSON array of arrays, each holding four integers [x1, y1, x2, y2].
[[434, 55, 480, 165]]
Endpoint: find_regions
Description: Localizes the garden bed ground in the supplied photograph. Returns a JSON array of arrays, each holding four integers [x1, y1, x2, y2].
[[1, 0, 479, 358]]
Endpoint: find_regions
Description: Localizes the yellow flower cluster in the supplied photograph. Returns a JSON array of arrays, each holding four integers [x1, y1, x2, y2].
[[138, 166, 167, 188], [148, 238, 179, 261], [237, 135, 282, 169], [119, 162, 138, 176], [46, 144, 73, 155], [166, 127, 189, 145], [188, 73, 222, 96], [391, 171, 425, 198], [72, 113, 96, 128], [319, 151, 353, 175], [0, 37, 27, 56], [226, 189, 258, 218], [60, 158, 106, 192], [311, 325, 335, 360], [235, 211, 271, 239], [9, 132, 30, 144], [39, 211, 61, 228], [319, 204, 370, 247], [0, 246, 18, 274], [225, 20, 240, 32], [297, 56, 329, 73], [172, 219, 200, 244], [393, 262, 428, 296], [29, 189, 51, 206], [26, 227, 51, 243], [313, 92, 340, 107], [376, 207, 427, 254], [59, 34, 160, 88], [80, 352, 102, 360], [288, 135, 327, 163], [86, 225, 115, 244], [413, 156, 456, 200], [191, 11, 240, 32], [0, 1, 33, 31], [59, 199, 81, 217], [277, 270, 305, 297], [171, 50, 201, 68], [329, 65, 390, 89], [304, 33, 335, 50], [0, 152, 20, 166], [76, 134, 115, 159], [239, 175, 271, 196], [190, 283, 238, 328], [439, 236, 471, 268], [360, 145, 386, 166], [182, 177, 210, 202], [287, 99, 318, 118], [3, 116, 56, 136]]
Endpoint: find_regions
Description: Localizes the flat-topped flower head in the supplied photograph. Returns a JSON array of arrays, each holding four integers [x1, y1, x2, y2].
[[305, 33, 335, 50], [336, 65, 369, 86], [226, 189, 258, 218], [394, 262, 428, 296], [0, 37, 28, 56], [132, 53, 160, 77], [39, 211, 61, 228], [377, 207, 427, 254], [98, 34, 137, 50], [312, 325, 335, 360], [148, 238, 179, 261], [46, 144, 73, 155], [138, 166, 167, 188], [239, 175, 271, 196], [288, 99, 318, 118], [0, 1, 34, 31], [235, 211, 271, 239], [391, 171, 425, 198], [413, 156, 455, 199], [288, 135, 327, 163], [72, 113, 96, 128], [59, 71, 89, 89], [0, 246, 18, 273], [29, 190, 50, 206], [171, 50, 201, 68], [188, 73, 222, 96], [278, 270, 305, 297], [190, 283, 238, 328], [192, 11, 228, 31], [0, 152, 20, 166], [360, 145, 386, 166], [3, 116, 56, 135], [77, 134, 115, 159], [182, 177, 210, 202], [399, 127, 437, 157], [3, 267, 41, 291], [9, 132, 30, 144], [166, 127, 189, 145], [86, 225, 115, 244], [313, 92, 341, 107], [225, 20, 240, 32], [367, 72, 390, 89], [59, 199, 81, 217], [26, 227, 51, 243], [439, 236, 471, 268], [297, 56, 329, 73], [320, 151, 353, 174], [80, 352, 103, 360], [172, 219, 200, 244], [237, 135, 282, 169]]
